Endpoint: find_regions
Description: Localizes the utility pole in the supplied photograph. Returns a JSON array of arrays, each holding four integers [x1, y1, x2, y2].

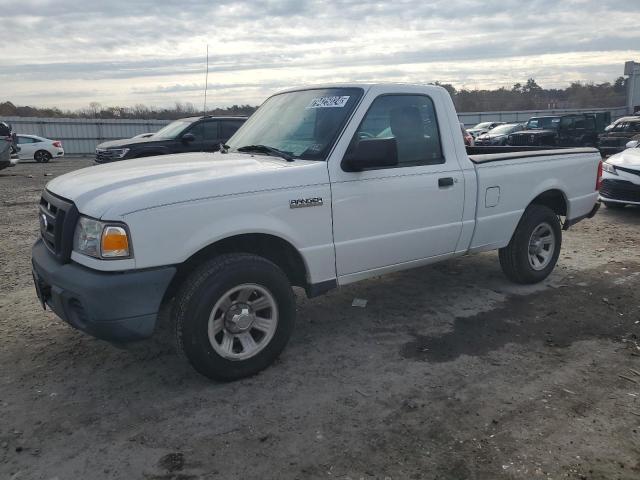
[[624, 61, 640, 114]]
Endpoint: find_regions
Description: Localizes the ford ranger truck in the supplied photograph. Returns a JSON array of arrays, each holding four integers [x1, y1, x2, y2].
[[32, 84, 602, 381]]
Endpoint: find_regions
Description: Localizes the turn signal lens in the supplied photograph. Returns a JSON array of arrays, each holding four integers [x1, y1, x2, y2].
[[101, 226, 130, 258]]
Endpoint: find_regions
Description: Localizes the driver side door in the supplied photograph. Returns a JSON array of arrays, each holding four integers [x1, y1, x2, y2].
[[329, 93, 465, 281]]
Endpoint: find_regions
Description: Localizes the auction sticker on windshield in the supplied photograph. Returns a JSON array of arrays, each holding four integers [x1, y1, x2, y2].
[[307, 96, 350, 108]]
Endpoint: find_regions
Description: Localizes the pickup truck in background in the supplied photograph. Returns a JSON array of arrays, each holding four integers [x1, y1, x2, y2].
[[598, 116, 640, 157], [32, 84, 602, 381], [507, 114, 602, 148]]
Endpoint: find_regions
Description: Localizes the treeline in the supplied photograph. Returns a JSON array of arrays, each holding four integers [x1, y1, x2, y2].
[[0, 77, 629, 118], [437, 77, 627, 112], [0, 101, 258, 119]]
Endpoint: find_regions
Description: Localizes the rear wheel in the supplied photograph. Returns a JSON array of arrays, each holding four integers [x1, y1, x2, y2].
[[34, 150, 52, 163], [603, 201, 626, 209], [499, 205, 562, 284], [173, 253, 296, 381]]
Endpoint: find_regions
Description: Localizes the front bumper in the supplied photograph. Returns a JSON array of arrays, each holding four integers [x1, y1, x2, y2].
[[599, 177, 640, 205], [32, 239, 176, 342]]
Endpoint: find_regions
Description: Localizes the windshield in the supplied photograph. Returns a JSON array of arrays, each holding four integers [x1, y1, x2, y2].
[[153, 120, 191, 139], [226, 88, 363, 160], [488, 124, 519, 135], [526, 117, 560, 130], [472, 122, 494, 129]]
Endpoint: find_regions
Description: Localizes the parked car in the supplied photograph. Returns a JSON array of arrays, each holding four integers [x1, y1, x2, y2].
[[507, 114, 600, 147], [0, 122, 20, 171], [598, 116, 640, 156], [466, 121, 506, 138], [460, 123, 474, 146], [32, 84, 601, 381], [600, 145, 640, 208], [16, 134, 64, 163], [604, 116, 638, 132], [95, 116, 247, 163], [475, 123, 524, 146]]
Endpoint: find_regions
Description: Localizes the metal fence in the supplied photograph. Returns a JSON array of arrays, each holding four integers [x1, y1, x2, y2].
[[0, 116, 170, 155], [2, 105, 630, 155]]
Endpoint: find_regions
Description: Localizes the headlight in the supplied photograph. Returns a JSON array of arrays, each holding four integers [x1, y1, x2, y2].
[[109, 148, 130, 158], [602, 162, 618, 175], [73, 216, 132, 259]]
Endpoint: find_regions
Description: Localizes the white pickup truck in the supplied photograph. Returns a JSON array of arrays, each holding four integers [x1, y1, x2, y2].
[[32, 84, 601, 380]]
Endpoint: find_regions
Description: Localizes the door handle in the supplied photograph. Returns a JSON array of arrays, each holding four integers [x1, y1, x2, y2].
[[438, 177, 454, 187]]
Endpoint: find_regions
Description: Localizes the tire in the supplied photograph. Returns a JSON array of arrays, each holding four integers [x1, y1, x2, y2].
[[34, 150, 52, 163], [174, 253, 295, 381], [603, 201, 626, 209], [499, 204, 562, 284]]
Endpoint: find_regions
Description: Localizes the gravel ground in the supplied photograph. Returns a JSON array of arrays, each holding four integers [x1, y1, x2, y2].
[[1, 157, 640, 480]]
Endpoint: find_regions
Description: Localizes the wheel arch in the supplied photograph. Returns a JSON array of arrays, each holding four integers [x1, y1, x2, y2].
[[34, 149, 52, 160], [528, 188, 568, 217], [162, 232, 310, 305]]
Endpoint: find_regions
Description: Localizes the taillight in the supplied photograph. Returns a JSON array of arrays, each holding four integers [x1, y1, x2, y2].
[[596, 160, 603, 190], [52, 141, 62, 148]]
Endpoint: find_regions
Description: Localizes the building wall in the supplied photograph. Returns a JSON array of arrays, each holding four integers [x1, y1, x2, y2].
[[0, 117, 170, 155]]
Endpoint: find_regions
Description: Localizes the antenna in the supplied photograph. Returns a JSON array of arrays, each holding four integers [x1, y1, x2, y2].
[[203, 44, 209, 118]]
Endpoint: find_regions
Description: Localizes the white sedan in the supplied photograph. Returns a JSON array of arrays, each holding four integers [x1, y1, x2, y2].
[[600, 143, 640, 208], [16, 134, 64, 163]]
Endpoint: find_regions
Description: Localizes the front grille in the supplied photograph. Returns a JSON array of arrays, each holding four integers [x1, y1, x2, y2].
[[508, 133, 532, 146], [600, 179, 640, 203], [39, 190, 79, 262]]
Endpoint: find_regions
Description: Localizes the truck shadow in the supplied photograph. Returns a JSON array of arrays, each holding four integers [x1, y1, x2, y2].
[[399, 261, 638, 362]]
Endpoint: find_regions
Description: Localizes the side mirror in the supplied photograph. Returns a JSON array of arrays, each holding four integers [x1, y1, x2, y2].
[[626, 140, 639, 149], [181, 133, 195, 143], [341, 138, 398, 172]]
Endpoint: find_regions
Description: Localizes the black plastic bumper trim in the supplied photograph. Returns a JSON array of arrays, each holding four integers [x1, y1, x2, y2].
[[31, 239, 176, 342]]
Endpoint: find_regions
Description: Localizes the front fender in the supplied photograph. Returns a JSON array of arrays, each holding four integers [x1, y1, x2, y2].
[[123, 184, 336, 284]]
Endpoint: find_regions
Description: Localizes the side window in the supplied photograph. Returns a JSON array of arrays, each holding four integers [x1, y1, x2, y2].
[[351, 94, 444, 167], [584, 117, 595, 130], [560, 117, 574, 129], [17, 136, 34, 144], [220, 120, 244, 138], [574, 116, 586, 129], [184, 121, 217, 141], [202, 121, 218, 141]]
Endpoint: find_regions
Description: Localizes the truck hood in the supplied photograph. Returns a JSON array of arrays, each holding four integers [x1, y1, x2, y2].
[[606, 147, 640, 169], [45, 152, 328, 219]]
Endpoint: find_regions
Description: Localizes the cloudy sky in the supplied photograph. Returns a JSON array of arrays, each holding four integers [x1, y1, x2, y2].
[[1, 0, 639, 109]]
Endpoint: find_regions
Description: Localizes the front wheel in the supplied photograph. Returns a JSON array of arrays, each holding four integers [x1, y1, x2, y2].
[[499, 205, 562, 284], [174, 253, 296, 381]]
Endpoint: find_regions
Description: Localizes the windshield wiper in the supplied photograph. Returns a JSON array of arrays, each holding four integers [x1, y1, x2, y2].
[[236, 144, 294, 162], [219, 143, 230, 154]]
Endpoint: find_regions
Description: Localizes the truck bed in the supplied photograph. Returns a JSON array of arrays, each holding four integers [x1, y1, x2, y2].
[[467, 146, 600, 164]]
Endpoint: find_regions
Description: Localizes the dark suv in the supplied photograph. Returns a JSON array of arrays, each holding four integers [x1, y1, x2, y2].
[[507, 114, 600, 148], [598, 117, 640, 156], [95, 116, 247, 163]]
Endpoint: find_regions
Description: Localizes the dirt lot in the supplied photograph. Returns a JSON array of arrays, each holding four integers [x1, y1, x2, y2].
[[2, 157, 640, 480]]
